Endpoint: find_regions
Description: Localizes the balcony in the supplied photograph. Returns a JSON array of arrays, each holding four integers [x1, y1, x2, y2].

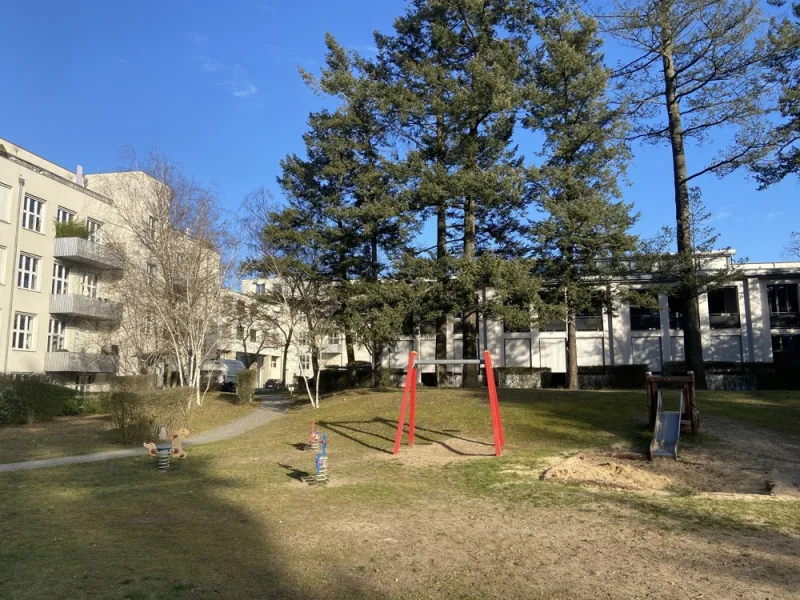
[[322, 342, 342, 354], [44, 352, 117, 374], [770, 312, 800, 329], [53, 237, 123, 270], [576, 315, 603, 331], [710, 313, 741, 329], [50, 294, 122, 321]]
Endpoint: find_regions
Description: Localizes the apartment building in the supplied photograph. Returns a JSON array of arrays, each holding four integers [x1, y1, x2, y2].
[[384, 252, 800, 378], [0, 138, 129, 389], [243, 250, 800, 383]]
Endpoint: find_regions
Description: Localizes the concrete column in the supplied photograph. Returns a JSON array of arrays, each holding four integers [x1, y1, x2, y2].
[[658, 293, 672, 364], [612, 292, 632, 365], [697, 292, 712, 360]]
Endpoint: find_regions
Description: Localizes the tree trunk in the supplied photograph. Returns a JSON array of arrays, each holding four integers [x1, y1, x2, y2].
[[567, 308, 579, 390], [435, 199, 448, 386], [659, 3, 707, 389], [372, 340, 383, 387], [345, 330, 356, 386], [462, 196, 479, 388], [281, 334, 292, 387]]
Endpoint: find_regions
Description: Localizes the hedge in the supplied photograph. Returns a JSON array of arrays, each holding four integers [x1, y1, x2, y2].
[[305, 367, 374, 395], [663, 361, 800, 390], [236, 370, 258, 404], [493, 367, 552, 389], [575, 364, 650, 390], [109, 385, 191, 444], [0, 375, 79, 425]]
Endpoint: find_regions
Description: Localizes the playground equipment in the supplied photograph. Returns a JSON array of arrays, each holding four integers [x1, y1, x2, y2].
[[315, 433, 329, 484], [310, 420, 321, 451], [143, 427, 190, 469], [645, 372, 699, 460], [393, 350, 505, 457]]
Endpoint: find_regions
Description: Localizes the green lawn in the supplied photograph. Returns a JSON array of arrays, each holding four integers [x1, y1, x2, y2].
[[0, 392, 259, 464], [1, 388, 798, 599]]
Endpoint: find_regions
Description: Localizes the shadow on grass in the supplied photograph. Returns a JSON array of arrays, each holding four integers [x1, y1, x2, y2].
[[277, 462, 311, 482], [0, 454, 387, 600]]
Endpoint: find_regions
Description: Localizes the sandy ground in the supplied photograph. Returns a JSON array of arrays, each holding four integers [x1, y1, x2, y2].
[[540, 418, 800, 498]]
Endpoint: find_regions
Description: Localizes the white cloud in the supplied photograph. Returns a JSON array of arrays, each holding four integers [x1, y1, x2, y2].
[[767, 210, 786, 220], [194, 57, 258, 100], [189, 31, 209, 45]]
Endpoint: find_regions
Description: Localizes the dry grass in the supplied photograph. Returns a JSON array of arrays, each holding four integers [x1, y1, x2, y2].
[[0, 388, 798, 599]]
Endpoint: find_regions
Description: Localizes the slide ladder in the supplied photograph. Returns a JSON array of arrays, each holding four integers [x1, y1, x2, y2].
[[649, 389, 683, 460]]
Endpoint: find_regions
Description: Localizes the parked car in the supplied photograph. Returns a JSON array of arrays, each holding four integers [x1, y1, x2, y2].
[[200, 359, 247, 392], [265, 379, 282, 390]]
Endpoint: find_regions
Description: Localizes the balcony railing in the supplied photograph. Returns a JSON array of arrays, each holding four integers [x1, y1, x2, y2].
[[770, 312, 800, 329], [322, 342, 342, 354], [50, 294, 122, 321], [53, 237, 123, 270], [630, 314, 661, 331], [576, 315, 603, 331], [710, 313, 741, 329], [44, 352, 117, 373]]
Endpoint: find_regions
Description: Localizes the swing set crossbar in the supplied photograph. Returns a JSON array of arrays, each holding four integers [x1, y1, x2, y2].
[[413, 359, 483, 365]]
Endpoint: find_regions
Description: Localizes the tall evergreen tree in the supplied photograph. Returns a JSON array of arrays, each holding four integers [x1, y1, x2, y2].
[[375, 0, 537, 385], [605, 0, 771, 387], [525, 4, 637, 389]]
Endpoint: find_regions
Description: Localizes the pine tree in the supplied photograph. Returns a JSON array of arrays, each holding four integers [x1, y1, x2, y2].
[[375, 0, 537, 385], [525, 4, 637, 389], [605, 0, 772, 388]]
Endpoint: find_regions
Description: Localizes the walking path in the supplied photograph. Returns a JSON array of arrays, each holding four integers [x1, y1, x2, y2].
[[0, 396, 292, 474]]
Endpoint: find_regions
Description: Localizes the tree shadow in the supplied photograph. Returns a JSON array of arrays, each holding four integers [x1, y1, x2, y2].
[[0, 452, 388, 599], [277, 462, 311, 482]]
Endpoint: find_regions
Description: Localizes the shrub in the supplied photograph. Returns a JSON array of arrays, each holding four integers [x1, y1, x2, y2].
[[54, 219, 91, 239], [661, 361, 799, 390], [0, 375, 78, 425], [494, 367, 552, 389], [236, 370, 258, 404], [109, 386, 191, 444], [314, 367, 374, 394], [62, 392, 111, 416], [112, 374, 156, 393]]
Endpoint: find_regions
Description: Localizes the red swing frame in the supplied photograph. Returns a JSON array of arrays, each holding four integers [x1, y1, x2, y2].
[[392, 350, 505, 456]]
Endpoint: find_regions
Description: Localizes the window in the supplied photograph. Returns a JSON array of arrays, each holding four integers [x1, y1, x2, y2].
[[86, 219, 102, 243], [12, 313, 35, 350], [147, 263, 156, 285], [143, 315, 154, 335], [772, 335, 800, 365], [297, 331, 309, 346], [17, 253, 40, 290], [668, 295, 684, 330], [47, 318, 66, 352], [52, 263, 70, 295], [22, 195, 44, 232], [271, 356, 278, 369], [56, 207, 75, 223], [0, 182, 10, 222], [0, 246, 6, 285], [630, 295, 661, 331], [255, 283, 266, 295], [708, 287, 740, 329], [299, 354, 311, 371], [81, 272, 98, 298], [767, 284, 800, 328], [328, 332, 341, 345], [237, 325, 245, 337], [148, 216, 157, 239], [237, 300, 246, 315], [249, 329, 257, 342], [576, 297, 604, 331], [453, 316, 464, 335]]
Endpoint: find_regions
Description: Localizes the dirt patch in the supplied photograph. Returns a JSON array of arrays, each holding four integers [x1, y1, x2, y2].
[[383, 437, 498, 467], [541, 418, 800, 497]]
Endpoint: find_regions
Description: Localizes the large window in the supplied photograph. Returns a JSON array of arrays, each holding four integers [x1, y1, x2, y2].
[[12, 313, 35, 350], [255, 283, 266, 295], [86, 218, 102, 243], [576, 297, 604, 331], [148, 216, 158, 240], [17, 253, 40, 290], [667, 295, 684, 330], [0, 245, 6, 285], [47, 318, 67, 352], [249, 329, 257, 342], [708, 287, 740, 329], [299, 354, 311, 372], [630, 295, 661, 331], [22, 195, 44, 232], [328, 332, 341, 345], [772, 335, 800, 364], [0, 182, 10, 222], [767, 284, 800, 328], [56, 207, 75, 223], [52, 263, 70, 295], [297, 331, 309, 346]]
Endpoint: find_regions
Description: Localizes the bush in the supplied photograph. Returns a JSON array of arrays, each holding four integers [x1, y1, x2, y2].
[[62, 392, 111, 416], [54, 219, 91, 239], [109, 386, 191, 444], [112, 374, 156, 393], [236, 370, 258, 404], [0, 375, 78, 425], [314, 367, 374, 394], [662, 361, 799, 390], [494, 367, 552, 389]]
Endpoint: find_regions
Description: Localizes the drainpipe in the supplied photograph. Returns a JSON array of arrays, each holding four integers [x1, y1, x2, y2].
[[3, 175, 25, 373]]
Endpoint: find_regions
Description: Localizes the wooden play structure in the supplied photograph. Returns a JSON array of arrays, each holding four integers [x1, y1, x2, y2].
[[393, 350, 505, 456], [646, 372, 700, 435]]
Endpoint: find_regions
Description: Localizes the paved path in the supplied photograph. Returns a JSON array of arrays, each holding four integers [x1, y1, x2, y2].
[[0, 396, 292, 474]]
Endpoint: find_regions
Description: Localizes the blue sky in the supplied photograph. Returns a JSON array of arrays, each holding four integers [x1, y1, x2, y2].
[[0, 0, 796, 262]]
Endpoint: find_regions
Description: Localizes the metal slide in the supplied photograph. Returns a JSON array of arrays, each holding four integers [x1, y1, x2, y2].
[[649, 389, 683, 460]]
